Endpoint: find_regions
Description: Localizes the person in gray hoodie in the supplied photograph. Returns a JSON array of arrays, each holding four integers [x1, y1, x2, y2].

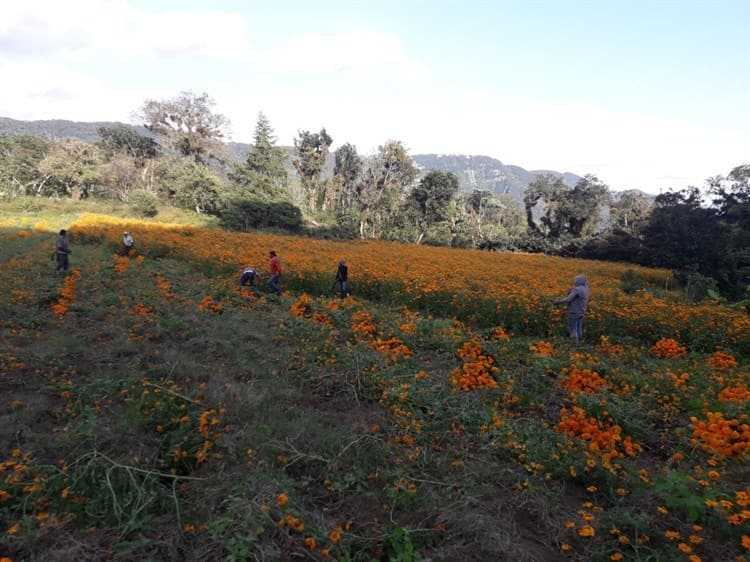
[[554, 274, 590, 342]]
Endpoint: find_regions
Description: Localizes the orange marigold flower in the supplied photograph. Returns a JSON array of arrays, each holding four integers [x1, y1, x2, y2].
[[650, 338, 686, 358], [706, 351, 738, 371], [304, 537, 317, 550]]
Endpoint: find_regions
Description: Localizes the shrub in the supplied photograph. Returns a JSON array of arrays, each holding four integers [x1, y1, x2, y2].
[[129, 189, 159, 217], [620, 269, 645, 295], [220, 197, 302, 232]]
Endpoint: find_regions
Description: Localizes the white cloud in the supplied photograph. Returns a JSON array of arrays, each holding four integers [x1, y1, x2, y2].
[[1, 1, 744, 194], [0, 0, 253, 60], [0, 60, 138, 122], [254, 31, 429, 81]]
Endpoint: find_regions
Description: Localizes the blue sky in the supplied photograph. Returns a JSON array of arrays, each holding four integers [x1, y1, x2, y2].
[[1, 0, 748, 193]]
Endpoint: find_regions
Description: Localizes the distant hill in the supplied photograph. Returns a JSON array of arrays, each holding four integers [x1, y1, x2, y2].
[[0, 116, 152, 143], [411, 154, 581, 200], [1, 117, 584, 201]]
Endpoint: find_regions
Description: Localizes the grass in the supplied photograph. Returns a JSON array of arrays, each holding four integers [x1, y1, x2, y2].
[[0, 201, 748, 561]]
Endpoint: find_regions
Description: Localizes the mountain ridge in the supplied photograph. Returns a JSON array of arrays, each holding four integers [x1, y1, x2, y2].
[[1, 116, 583, 198]]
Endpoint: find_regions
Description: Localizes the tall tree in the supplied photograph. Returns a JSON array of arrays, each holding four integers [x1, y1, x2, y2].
[[139, 91, 230, 164], [0, 134, 52, 197], [523, 174, 567, 237], [356, 140, 418, 239], [97, 125, 158, 161], [640, 187, 736, 295], [97, 125, 160, 197], [293, 128, 332, 213], [37, 139, 103, 199], [405, 170, 459, 244], [230, 112, 288, 199], [331, 142, 362, 210], [524, 174, 610, 238], [609, 190, 652, 235], [561, 174, 611, 236], [464, 190, 525, 247]]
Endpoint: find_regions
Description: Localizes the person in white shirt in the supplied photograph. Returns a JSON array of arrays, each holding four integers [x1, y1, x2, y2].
[[122, 231, 135, 256]]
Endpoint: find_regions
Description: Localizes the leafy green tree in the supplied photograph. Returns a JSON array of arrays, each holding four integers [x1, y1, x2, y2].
[[293, 128, 332, 212], [37, 139, 104, 199], [560, 175, 611, 236], [0, 134, 52, 197], [356, 140, 418, 239], [96, 126, 160, 201], [524, 174, 610, 238], [640, 187, 736, 296], [331, 142, 362, 210], [609, 190, 652, 235], [220, 197, 302, 232], [229, 112, 288, 199], [464, 190, 525, 247], [523, 174, 567, 237], [140, 91, 230, 164], [98, 125, 158, 161], [708, 163, 750, 297], [155, 159, 225, 214], [405, 170, 459, 244]]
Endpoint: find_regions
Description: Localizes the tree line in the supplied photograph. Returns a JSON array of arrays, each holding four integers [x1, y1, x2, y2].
[[0, 91, 747, 302]]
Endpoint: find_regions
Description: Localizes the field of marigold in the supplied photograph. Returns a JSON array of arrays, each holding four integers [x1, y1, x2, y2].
[[0, 216, 748, 561]]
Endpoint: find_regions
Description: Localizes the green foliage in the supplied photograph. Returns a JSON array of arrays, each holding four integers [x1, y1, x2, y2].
[[405, 170, 460, 244], [220, 196, 302, 231], [139, 91, 230, 164], [129, 189, 159, 217], [229, 112, 288, 199], [619, 269, 645, 295], [0, 133, 52, 198], [524, 174, 610, 239], [358, 140, 419, 239], [155, 159, 225, 214], [97, 125, 158, 160], [680, 271, 721, 303], [37, 139, 104, 199], [293, 128, 333, 212]]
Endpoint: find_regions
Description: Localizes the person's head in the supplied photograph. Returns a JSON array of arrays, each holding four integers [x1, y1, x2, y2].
[[269, 250, 277, 257], [123, 231, 129, 236], [339, 258, 346, 266], [59, 229, 66, 236], [574, 274, 587, 286]]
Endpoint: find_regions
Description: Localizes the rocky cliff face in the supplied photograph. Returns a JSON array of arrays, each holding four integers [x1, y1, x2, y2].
[[411, 153, 581, 202]]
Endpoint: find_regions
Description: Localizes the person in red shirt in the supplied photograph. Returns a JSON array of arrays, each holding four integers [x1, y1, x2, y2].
[[267, 250, 282, 295]]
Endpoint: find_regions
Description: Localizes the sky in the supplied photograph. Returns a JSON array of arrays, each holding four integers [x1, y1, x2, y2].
[[1, 0, 748, 193]]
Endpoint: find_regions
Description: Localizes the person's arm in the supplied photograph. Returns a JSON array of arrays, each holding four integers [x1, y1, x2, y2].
[[554, 288, 577, 305]]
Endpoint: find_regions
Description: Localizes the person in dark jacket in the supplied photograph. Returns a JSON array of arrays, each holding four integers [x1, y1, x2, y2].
[[55, 229, 71, 272], [554, 274, 590, 342], [335, 258, 348, 299]]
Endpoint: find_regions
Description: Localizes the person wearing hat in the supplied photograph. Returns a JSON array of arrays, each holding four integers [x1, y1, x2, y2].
[[122, 231, 135, 256], [335, 258, 348, 299]]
